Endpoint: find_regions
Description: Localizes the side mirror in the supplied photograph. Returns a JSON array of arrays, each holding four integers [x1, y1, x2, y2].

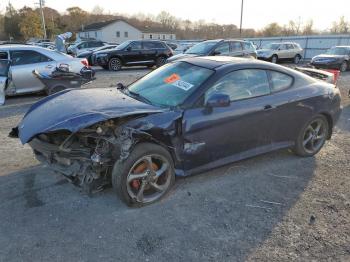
[[212, 51, 221, 56], [126, 46, 132, 51], [205, 93, 230, 108], [116, 82, 125, 89]]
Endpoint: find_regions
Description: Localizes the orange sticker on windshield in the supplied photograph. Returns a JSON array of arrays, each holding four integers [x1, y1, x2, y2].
[[164, 73, 180, 84]]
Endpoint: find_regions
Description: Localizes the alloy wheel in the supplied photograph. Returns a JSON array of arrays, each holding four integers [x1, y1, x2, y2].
[[126, 154, 172, 204], [109, 58, 121, 71], [302, 119, 327, 154]]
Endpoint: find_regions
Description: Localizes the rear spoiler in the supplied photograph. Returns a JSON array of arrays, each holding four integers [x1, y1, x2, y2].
[[294, 67, 340, 85]]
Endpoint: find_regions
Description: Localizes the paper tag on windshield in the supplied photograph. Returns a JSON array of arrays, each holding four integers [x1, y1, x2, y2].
[[171, 80, 194, 91]]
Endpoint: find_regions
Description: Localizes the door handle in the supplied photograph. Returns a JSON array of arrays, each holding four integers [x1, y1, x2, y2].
[[264, 104, 275, 111]]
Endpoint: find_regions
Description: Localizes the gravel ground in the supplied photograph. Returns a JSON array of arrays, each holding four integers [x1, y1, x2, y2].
[[0, 66, 349, 262]]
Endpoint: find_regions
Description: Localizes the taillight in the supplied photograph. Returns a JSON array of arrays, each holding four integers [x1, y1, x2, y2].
[[81, 59, 89, 67], [324, 69, 340, 86]]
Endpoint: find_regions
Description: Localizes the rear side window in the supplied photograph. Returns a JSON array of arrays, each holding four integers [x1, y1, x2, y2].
[[206, 69, 270, 102], [287, 44, 294, 49], [213, 42, 230, 55], [269, 71, 293, 92], [144, 42, 164, 49], [231, 42, 243, 52], [10, 50, 52, 66], [129, 41, 142, 50]]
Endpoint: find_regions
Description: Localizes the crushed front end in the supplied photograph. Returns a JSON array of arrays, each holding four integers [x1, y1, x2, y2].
[[28, 119, 133, 193]]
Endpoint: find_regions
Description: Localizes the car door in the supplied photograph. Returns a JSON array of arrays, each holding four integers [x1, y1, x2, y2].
[[0, 59, 10, 105], [229, 41, 245, 57], [9, 50, 56, 94], [142, 41, 159, 63], [277, 44, 289, 59], [182, 69, 275, 170], [123, 41, 145, 64], [286, 44, 296, 58]]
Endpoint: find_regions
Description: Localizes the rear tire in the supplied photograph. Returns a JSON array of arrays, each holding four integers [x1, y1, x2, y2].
[[112, 142, 175, 207], [294, 55, 301, 64], [109, 57, 122, 71], [156, 56, 167, 67], [293, 115, 329, 157], [271, 55, 278, 64]]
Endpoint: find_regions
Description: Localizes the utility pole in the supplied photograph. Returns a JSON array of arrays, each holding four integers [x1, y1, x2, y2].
[[239, 0, 244, 37], [39, 0, 47, 39]]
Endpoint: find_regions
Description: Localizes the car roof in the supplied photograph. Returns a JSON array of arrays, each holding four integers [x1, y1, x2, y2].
[[333, 46, 350, 48], [177, 56, 305, 75]]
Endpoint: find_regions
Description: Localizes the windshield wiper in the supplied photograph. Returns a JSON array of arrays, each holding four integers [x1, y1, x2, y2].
[[127, 89, 154, 105]]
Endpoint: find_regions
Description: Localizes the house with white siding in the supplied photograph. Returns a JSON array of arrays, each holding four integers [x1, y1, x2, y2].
[[77, 19, 176, 44]]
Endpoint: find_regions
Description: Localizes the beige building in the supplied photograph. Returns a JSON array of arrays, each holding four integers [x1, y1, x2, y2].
[[78, 19, 176, 44]]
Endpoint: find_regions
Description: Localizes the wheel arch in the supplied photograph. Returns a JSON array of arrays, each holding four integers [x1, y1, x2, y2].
[[109, 55, 124, 65], [319, 112, 333, 139]]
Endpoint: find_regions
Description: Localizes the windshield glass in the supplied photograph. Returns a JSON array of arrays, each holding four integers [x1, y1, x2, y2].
[[263, 43, 280, 50], [185, 41, 218, 55], [116, 41, 132, 50], [128, 62, 214, 107], [326, 47, 348, 55]]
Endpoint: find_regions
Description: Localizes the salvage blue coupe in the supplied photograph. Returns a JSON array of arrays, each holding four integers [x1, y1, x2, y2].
[[12, 57, 342, 206]]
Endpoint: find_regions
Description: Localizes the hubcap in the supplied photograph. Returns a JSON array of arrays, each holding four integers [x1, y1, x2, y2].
[[126, 154, 171, 203], [272, 56, 277, 63], [295, 56, 300, 64], [302, 119, 327, 154]]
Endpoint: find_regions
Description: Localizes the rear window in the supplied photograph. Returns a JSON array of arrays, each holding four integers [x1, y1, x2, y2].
[[270, 71, 293, 92]]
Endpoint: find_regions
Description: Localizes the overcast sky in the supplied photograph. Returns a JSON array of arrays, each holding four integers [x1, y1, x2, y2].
[[2, 0, 350, 30]]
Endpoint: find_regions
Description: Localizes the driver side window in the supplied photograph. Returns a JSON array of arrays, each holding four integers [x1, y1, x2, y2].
[[213, 42, 230, 55], [129, 41, 142, 50], [205, 69, 270, 102]]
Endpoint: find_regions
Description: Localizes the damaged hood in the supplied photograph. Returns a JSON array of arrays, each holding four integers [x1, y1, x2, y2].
[[18, 88, 164, 144]]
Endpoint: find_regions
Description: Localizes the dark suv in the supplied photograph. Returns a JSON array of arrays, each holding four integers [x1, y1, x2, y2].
[[95, 40, 173, 71], [167, 39, 257, 63]]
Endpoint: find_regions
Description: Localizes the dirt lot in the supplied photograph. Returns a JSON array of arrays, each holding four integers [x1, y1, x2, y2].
[[0, 66, 349, 262]]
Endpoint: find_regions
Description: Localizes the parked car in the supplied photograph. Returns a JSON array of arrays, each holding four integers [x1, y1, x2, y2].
[[67, 40, 107, 56], [167, 39, 257, 63], [0, 45, 90, 96], [12, 57, 341, 206], [77, 44, 118, 66], [172, 43, 195, 55], [257, 42, 303, 64], [311, 46, 350, 72], [95, 40, 173, 71]]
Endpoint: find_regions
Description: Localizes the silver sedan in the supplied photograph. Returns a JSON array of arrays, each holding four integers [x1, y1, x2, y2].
[[0, 45, 89, 95]]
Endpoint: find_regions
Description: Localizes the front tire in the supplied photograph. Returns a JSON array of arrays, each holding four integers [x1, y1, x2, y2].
[[109, 57, 122, 71], [112, 143, 175, 207], [294, 115, 329, 157]]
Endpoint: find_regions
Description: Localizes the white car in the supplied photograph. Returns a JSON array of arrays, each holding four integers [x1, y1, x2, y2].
[[257, 42, 303, 64], [67, 40, 107, 56], [0, 45, 89, 95]]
